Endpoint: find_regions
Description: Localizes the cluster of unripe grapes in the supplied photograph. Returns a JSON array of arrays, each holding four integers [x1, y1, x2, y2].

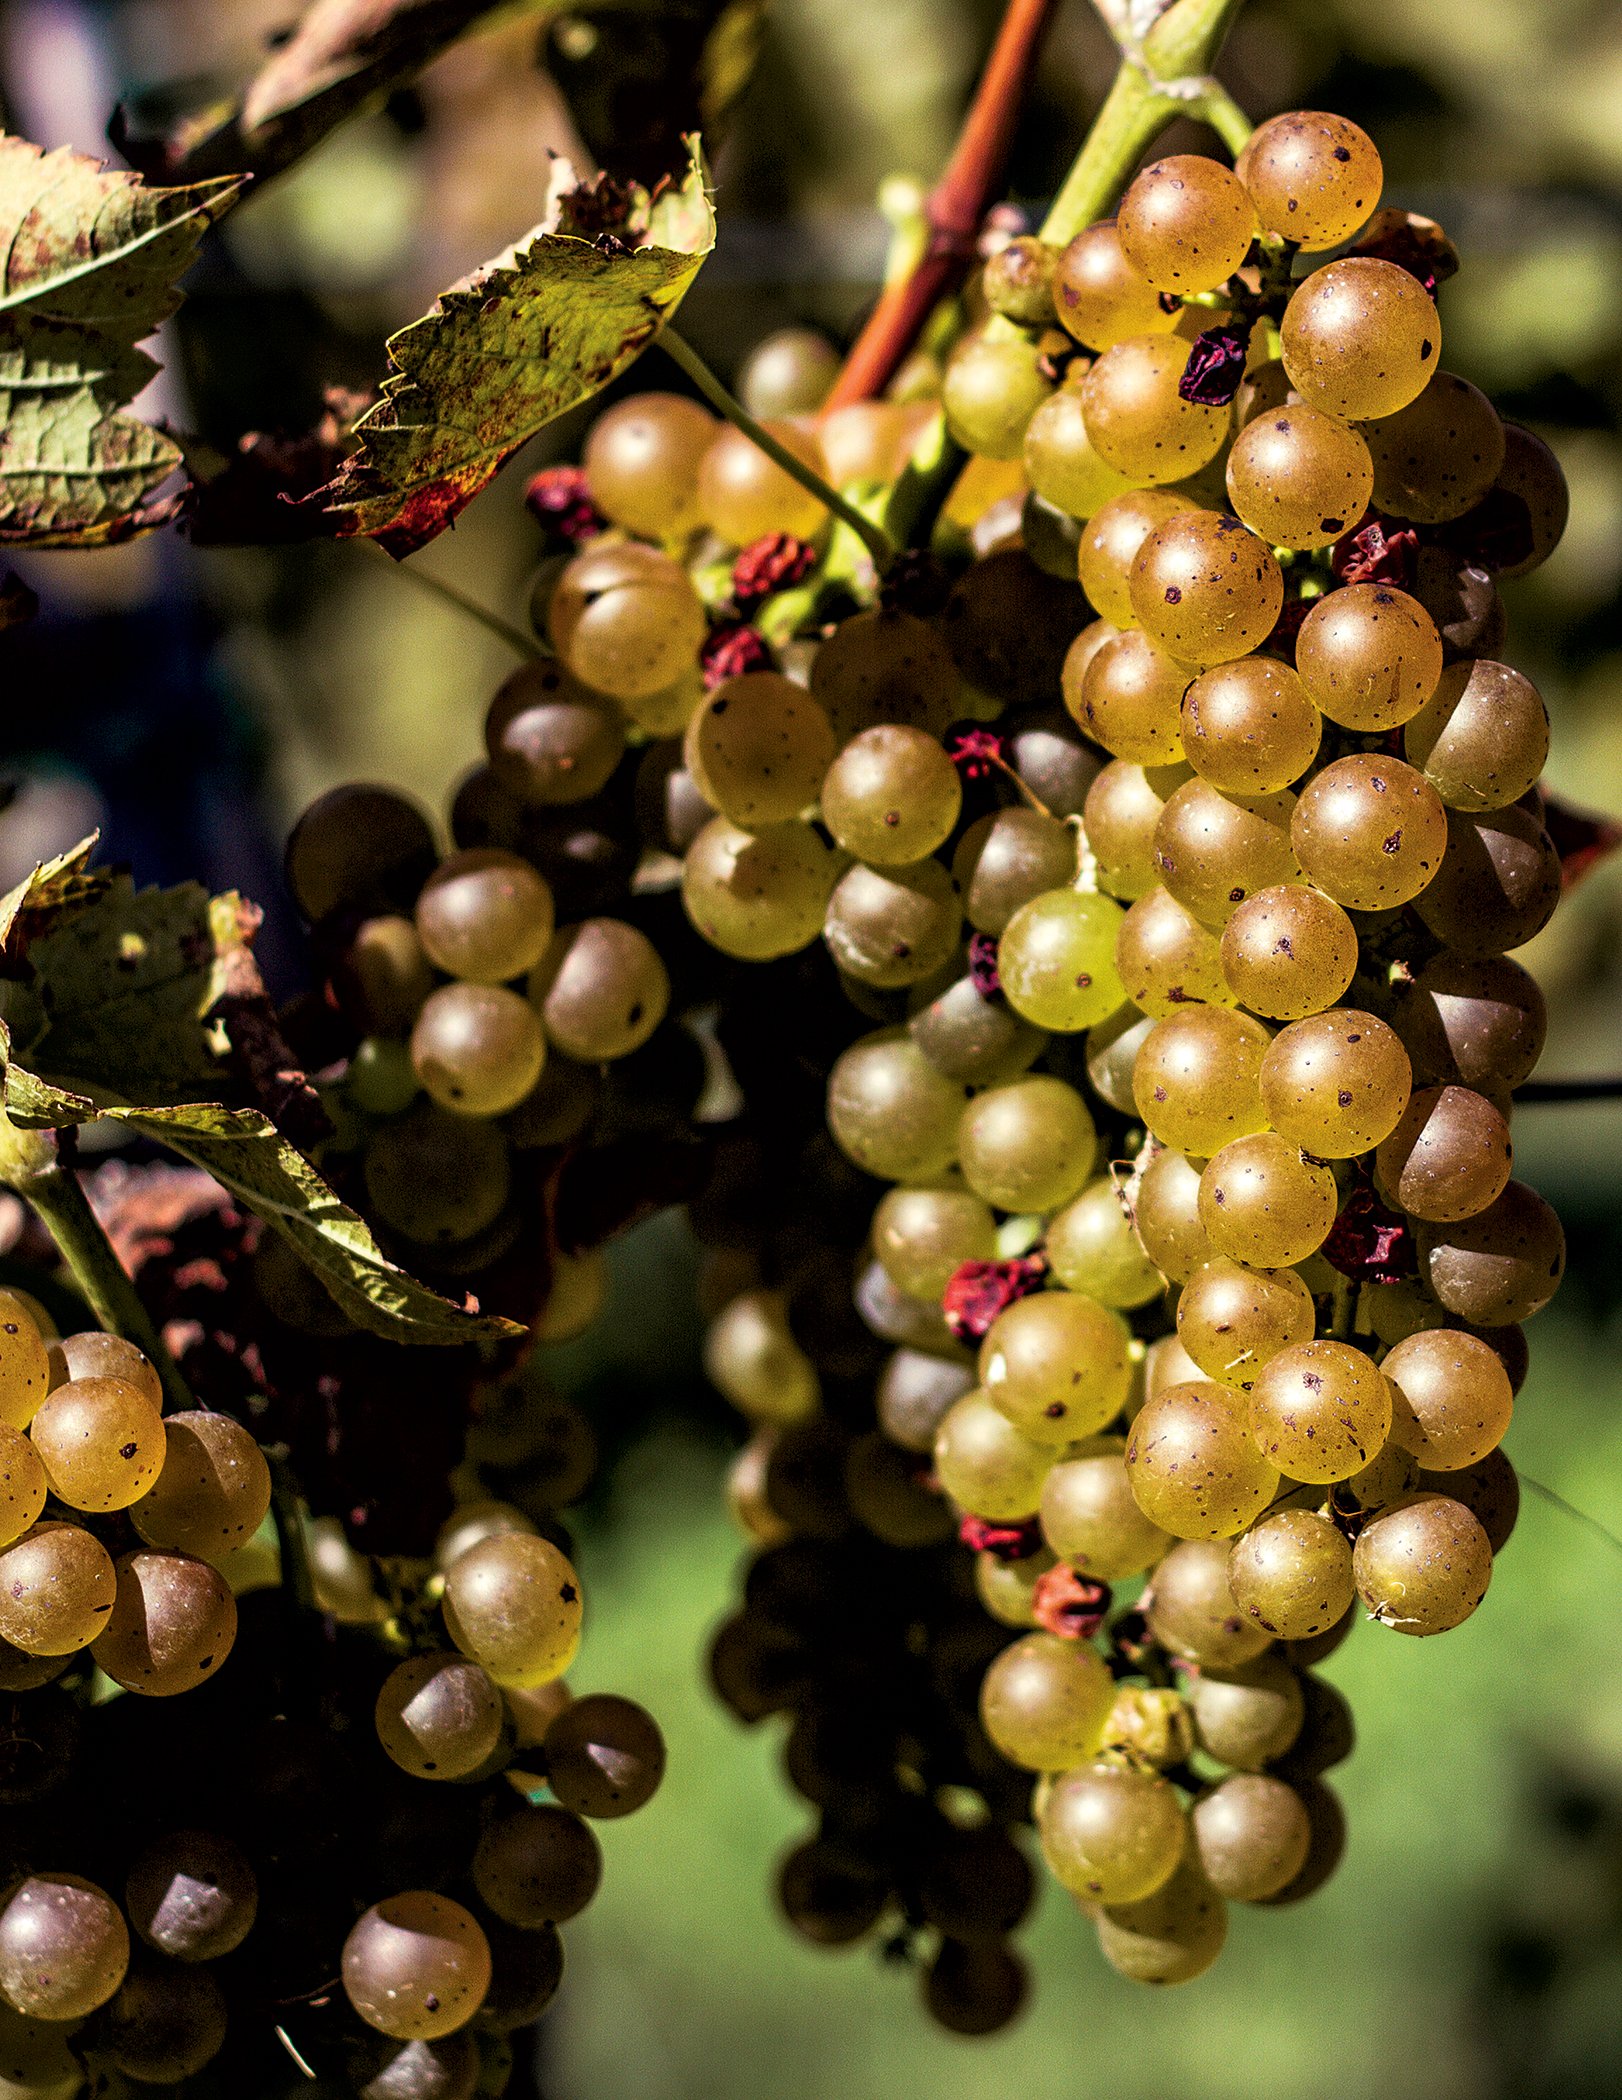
[[533, 100, 1570, 1994]]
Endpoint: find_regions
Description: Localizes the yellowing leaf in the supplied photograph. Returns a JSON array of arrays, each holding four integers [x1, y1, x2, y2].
[[0, 137, 239, 546], [325, 139, 714, 556]]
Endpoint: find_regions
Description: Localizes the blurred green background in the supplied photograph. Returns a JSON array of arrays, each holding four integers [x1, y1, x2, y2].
[[4, 0, 1622, 2089]]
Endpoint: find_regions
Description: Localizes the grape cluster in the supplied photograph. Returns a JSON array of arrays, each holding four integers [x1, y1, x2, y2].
[[520, 98, 1570, 1999]]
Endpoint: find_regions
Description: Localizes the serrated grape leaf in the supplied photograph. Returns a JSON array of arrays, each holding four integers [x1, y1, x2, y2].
[[323, 138, 714, 556], [0, 833, 107, 956], [0, 137, 240, 547]]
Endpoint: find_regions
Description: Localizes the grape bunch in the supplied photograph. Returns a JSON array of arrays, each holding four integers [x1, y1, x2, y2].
[[526, 98, 1569, 1998]]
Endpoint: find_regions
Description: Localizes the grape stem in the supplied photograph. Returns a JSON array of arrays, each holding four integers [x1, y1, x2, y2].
[[823, 0, 1066, 411], [354, 540, 544, 662], [657, 326, 897, 572], [0, 1122, 193, 1408], [1521, 1474, 1622, 1562]]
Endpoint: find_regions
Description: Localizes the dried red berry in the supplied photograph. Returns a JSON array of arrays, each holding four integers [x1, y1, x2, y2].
[[524, 465, 603, 544], [967, 932, 1002, 999], [943, 1255, 1049, 1343], [959, 1515, 1044, 1561], [1178, 324, 1250, 407], [1321, 1185, 1414, 1285], [1331, 516, 1420, 588], [731, 532, 817, 611], [700, 623, 775, 687], [949, 729, 1007, 781], [1031, 1565, 1112, 1639]]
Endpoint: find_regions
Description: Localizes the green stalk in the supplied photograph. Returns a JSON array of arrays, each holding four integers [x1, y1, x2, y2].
[[657, 326, 897, 574], [0, 1124, 192, 1408], [357, 541, 544, 662]]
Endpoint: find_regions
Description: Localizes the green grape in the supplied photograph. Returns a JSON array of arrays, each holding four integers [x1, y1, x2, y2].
[[414, 848, 554, 985], [1248, 1339, 1393, 1483], [933, 1393, 1053, 1519], [374, 1653, 505, 1780], [907, 970, 1047, 1088], [1007, 703, 1107, 818], [1424, 1448, 1518, 1552], [544, 1693, 665, 1819], [1086, 1005, 1155, 1113], [825, 858, 961, 989], [980, 1290, 1133, 1444], [1410, 544, 1505, 662], [284, 784, 436, 924], [1040, 1438, 1170, 1578], [923, 1940, 1028, 2035], [1403, 660, 1548, 814], [442, 1533, 583, 1689], [1041, 1761, 1187, 1903], [1396, 954, 1546, 1095], [337, 915, 434, 1035], [1290, 754, 1447, 910], [1083, 760, 1194, 901], [942, 332, 1053, 459], [1359, 370, 1504, 523], [0, 1874, 129, 2021], [822, 399, 932, 487], [1381, 1328, 1513, 1472], [809, 607, 960, 742], [349, 1036, 419, 1116], [1073, 629, 1190, 764], [1352, 1492, 1492, 1634], [1115, 886, 1231, 1017], [1225, 405, 1374, 551], [1077, 489, 1198, 625], [954, 809, 1076, 935], [1280, 258, 1440, 420], [1046, 1178, 1164, 1308], [1218, 883, 1357, 1020], [976, 1545, 1057, 1627], [622, 664, 705, 740], [1176, 1257, 1315, 1391], [684, 672, 835, 828], [1412, 804, 1561, 958], [436, 1500, 536, 1572], [1082, 336, 1230, 484], [1134, 1149, 1215, 1283], [998, 889, 1127, 1033], [821, 726, 962, 865], [92, 1549, 237, 1696], [100, 1961, 228, 2083], [1132, 1006, 1272, 1156], [1024, 383, 1134, 517], [704, 1290, 819, 1425], [1189, 1651, 1304, 1768], [1415, 1181, 1565, 1326], [363, 1101, 511, 1245], [539, 1247, 608, 1348], [1130, 513, 1283, 668], [1241, 111, 1383, 249], [739, 327, 840, 417], [1259, 1006, 1411, 1157], [1152, 777, 1299, 924], [957, 1075, 1097, 1213], [484, 664, 625, 807], [1197, 1131, 1336, 1268], [1491, 423, 1570, 579], [1054, 220, 1183, 350], [342, 1893, 491, 2041], [846, 1429, 955, 1549], [1294, 585, 1442, 732], [1226, 1507, 1355, 1641], [126, 1831, 256, 1963], [581, 391, 715, 538], [1192, 1773, 1313, 1902], [1095, 1857, 1228, 1985], [472, 1804, 602, 1928], [698, 418, 827, 543], [1180, 658, 1322, 795], [873, 1185, 998, 1303], [527, 918, 668, 1061], [1374, 1083, 1512, 1223], [547, 541, 707, 701], [0, 1296, 50, 1432], [979, 1631, 1115, 1771], [827, 1031, 966, 1181], [28, 1376, 164, 1513], [1145, 1537, 1271, 1668], [410, 984, 546, 1118], [0, 1427, 43, 1551], [1118, 154, 1256, 294], [130, 1411, 271, 1559], [683, 816, 842, 960], [1125, 1380, 1280, 1539]]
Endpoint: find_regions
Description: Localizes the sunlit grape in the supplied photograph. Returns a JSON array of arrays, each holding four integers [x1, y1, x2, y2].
[[1248, 1340, 1393, 1484], [1126, 1379, 1279, 1539], [1176, 1257, 1315, 1391]]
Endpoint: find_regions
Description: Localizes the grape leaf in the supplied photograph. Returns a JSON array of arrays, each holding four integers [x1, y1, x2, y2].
[[0, 137, 239, 546], [323, 138, 714, 556], [0, 833, 107, 956]]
